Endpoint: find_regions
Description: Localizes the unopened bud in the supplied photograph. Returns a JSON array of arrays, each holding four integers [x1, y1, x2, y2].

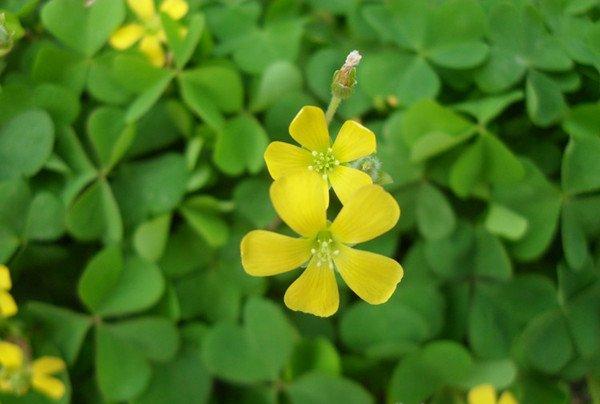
[[331, 50, 362, 100], [351, 155, 393, 185]]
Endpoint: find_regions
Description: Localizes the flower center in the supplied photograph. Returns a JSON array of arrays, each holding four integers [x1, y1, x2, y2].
[[310, 232, 339, 270], [308, 148, 339, 179], [145, 15, 163, 35]]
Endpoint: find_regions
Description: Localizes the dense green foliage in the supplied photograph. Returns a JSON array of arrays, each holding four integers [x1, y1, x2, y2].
[[0, 0, 599, 402]]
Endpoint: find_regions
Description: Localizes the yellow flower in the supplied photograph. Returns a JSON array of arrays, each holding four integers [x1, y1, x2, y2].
[[264, 106, 377, 205], [0, 341, 66, 400], [0, 341, 25, 394], [109, 0, 189, 66], [240, 173, 403, 317], [468, 384, 518, 404], [31, 357, 66, 400], [0, 265, 17, 318]]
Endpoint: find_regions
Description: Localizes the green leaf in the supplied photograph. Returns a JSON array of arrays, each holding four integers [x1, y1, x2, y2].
[[214, 113, 268, 176], [402, 100, 477, 162], [66, 179, 123, 243], [562, 102, 600, 138], [133, 214, 172, 262], [485, 203, 529, 241], [426, 0, 488, 69], [175, 269, 241, 322], [88, 107, 137, 171], [125, 73, 175, 124], [561, 203, 590, 270], [562, 133, 600, 195], [474, 227, 512, 281], [250, 61, 303, 112], [201, 297, 296, 383], [78, 247, 165, 317], [180, 196, 230, 247], [0, 109, 54, 180], [289, 337, 341, 378], [161, 13, 205, 69], [475, 3, 572, 92], [287, 373, 373, 404], [526, 70, 567, 127], [23, 192, 65, 241], [41, 0, 125, 57], [340, 297, 428, 359], [388, 340, 474, 404], [25, 302, 92, 365], [112, 153, 189, 228], [492, 160, 561, 261], [179, 65, 243, 129], [32, 44, 88, 94], [96, 324, 152, 402], [416, 182, 456, 240], [454, 91, 524, 125], [516, 311, 574, 373], [460, 359, 518, 390], [229, 20, 304, 74], [159, 224, 212, 278], [449, 139, 484, 197], [106, 317, 179, 362], [360, 51, 440, 107], [233, 178, 276, 228], [78, 245, 124, 312], [132, 342, 212, 404]]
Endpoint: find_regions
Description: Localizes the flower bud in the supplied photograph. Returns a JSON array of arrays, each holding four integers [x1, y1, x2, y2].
[[331, 50, 362, 100], [351, 155, 393, 185]]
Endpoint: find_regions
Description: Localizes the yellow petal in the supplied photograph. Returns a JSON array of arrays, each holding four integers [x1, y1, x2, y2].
[[332, 120, 376, 163], [109, 23, 145, 50], [289, 106, 330, 152], [32, 357, 66, 376], [330, 185, 400, 244], [468, 384, 497, 404], [329, 165, 373, 205], [160, 0, 189, 20], [0, 341, 23, 369], [127, 0, 155, 21], [0, 265, 11, 290], [498, 391, 518, 404], [284, 258, 339, 317], [241, 230, 312, 276], [0, 292, 17, 318], [334, 245, 403, 304], [32, 374, 65, 400], [264, 141, 313, 180], [139, 35, 166, 67], [270, 172, 327, 237]]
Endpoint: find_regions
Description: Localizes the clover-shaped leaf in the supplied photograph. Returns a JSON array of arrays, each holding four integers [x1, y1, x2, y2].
[[41, 0, 125, 57], [363, 0, 488, 105], [201, 297, 296, 383]]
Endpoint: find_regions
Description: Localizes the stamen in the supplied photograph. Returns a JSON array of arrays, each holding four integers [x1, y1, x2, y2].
[[308, 165, 313, 171], [311, 232, 338, 272]]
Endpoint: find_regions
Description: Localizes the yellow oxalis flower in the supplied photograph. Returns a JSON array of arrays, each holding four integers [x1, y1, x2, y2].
[[31, 357, 67, 400], [468, 384, 518, 404], [264, 106, 377, 205], [0, 265, 17, 318], [109, 0, 189, 66], [241, 173, 403, 317], [0, 341, 66, 400]]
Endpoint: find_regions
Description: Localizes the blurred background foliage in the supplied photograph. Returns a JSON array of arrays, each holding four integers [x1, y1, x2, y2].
[[0, 0, 599, 403]]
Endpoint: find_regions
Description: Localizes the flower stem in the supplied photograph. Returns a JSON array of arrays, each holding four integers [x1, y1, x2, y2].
[[325, 96, 341, 124]]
